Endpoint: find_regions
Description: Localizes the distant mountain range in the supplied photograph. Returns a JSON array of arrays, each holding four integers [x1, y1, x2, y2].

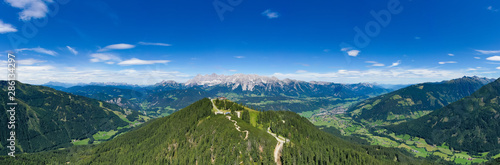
[[347, 76, 495, 125], [387, 78, 500, 153], [44, 74, 392, 115]]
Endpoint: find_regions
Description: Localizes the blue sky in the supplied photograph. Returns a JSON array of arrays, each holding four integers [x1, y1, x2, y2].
[[1, 0, 500, 85]]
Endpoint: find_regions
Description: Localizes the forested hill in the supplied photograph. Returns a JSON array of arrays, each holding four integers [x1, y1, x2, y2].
[[386, 78, 500, 153], [347, 76, 494, 124], [0, 81, 129, 154], [1, 98, 431, 164]]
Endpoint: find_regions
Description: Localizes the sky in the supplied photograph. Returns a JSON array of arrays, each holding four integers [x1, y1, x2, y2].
[[1, 0, 500, 85]]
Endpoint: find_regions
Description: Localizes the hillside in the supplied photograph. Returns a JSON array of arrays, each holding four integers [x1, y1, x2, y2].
[[347, 76, 494, 124], [0, 81, 130, 154], [0, 98, 431, 164], [386, 78, 500, 153]]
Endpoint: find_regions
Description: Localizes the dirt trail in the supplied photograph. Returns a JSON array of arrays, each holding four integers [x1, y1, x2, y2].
[[267, 127, 290, 165], [226, 116, 249, 140]]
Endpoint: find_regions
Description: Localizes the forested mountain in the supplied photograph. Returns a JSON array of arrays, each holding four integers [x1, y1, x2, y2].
[[0, 81, 129, 154], [347, 76, 494, 124], [50, 73, 391, 116], [0, 98, 432, 164], [386, 78, 500, 153]]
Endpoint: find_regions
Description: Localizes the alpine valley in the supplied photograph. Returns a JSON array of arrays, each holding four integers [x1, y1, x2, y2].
[[1, 75, 500, 164]]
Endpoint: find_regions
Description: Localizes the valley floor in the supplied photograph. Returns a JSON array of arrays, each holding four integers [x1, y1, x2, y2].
[[300, 110, 499, 165]]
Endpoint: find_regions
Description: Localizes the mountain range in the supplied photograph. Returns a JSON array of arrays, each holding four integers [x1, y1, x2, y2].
[[386, 78, 500, 153], [45, 74, 392, 116], [346, 76, 495, 125]]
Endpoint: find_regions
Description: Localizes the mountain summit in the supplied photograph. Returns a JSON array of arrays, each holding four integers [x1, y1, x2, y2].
[[185, 73, 282, 91]]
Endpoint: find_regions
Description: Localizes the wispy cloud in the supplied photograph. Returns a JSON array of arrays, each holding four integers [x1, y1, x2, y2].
[[467, 67, 481, 71], [448, 53, 454, 56], [365, 61, 384, 67], [229, 69, 238, 72], [0, 65, 190, 85], [388, 60, 401, 67], [486, 56, 500, 61], [0, 20, 17, 33], [138, 42, 172, 47], [90, 53, 121, 63], [262, 9, 279, 19], [475, 49, 500, 54], [66, 46, 78, 55], [98, 43, 135, 52], [117, 58, 170, 66], [438, 61, 457, 64], [488, 6, 498, 12], [16, 47, 57, 56], [474, 57, 481, 59], [18, 58, 46, 65], [296, 70, 308, 73], [5, 0, 52, 20], [272, 68, 468, 84], [234, 56, 245, 59]]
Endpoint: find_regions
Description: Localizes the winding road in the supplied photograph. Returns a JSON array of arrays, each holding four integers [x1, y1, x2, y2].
[[226, 116, 249, 140], [211, 99, 289, 165], [267, 127, 290, 165], [212, 99, 249, 140]]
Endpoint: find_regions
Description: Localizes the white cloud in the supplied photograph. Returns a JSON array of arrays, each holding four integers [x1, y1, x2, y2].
[[271, 68, 470, 84], [234, 56, 245, 59], [296, 70, 308, 73], [66, 46, 78, 55], [117, 58, 170, 65], [340, 47, 360, 57], [388, 60, 401, 67], [497, 67, 500, 70], [438, 61, 457, 64], [448, 53, 454, 56], [89, 53, 121, 63], [476, 49, 500, 54], [467, 67, 482, 71], [18, 58, 46, 65], [16, 47, 57, 56], [98, 43, 135, 52], [365, 61, 384, 67], [262, 9, 279, 19], [229, 69, 238, 72], [0, 20, 17, 33], [474, 57, 481, 59], [0, 64, 190, 85], [5, 0, 52, 20], [138, 42, 172, 47], [486, 56, 500, 61], [347, 50, 360, 57]]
